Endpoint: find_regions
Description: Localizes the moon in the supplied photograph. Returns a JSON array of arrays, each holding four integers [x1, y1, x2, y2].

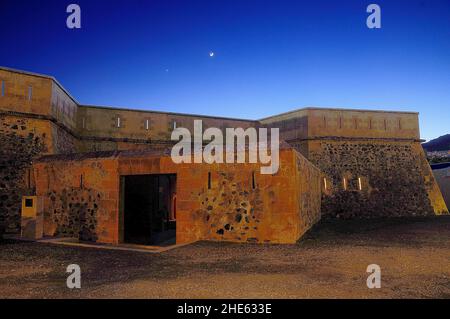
[[209, 51, 215, 57]]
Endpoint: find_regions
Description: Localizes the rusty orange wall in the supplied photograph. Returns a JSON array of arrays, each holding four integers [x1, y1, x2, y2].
[[306, 108, 420, 140], [33, 158, 120, 244], [294, 152, 322, 238], [117, 149, 314, 244], [0, 69, 53, 116], [260, 108, 420, 142], [33, 148, 322, 245], [77, 105, 257, 145]]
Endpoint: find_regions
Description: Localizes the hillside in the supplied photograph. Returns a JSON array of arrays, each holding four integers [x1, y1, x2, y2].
[[422, 134, 450, 152]]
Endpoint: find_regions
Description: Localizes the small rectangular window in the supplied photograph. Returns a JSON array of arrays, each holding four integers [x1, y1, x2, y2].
[[358, 177, 362, 190], [145, 119, 150, 130], [82, 117, 86, 129], [117, 116, 121, 128], [343, 177, 347, 190], [25, 198, 33, 208], [323, 177, 328, 190], [28, 86, 32, 101], [1, 80, 4, 97], [173, 121, 177, 129]]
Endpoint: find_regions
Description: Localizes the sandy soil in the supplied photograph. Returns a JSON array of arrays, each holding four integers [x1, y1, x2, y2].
[[0, 216, 449, 298]]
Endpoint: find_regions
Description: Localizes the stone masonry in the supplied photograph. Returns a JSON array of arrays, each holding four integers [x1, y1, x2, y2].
[[0, 66, 447, 243]]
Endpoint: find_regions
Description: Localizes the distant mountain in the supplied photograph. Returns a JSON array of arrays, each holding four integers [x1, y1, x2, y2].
[[422, 134, 450, 152]]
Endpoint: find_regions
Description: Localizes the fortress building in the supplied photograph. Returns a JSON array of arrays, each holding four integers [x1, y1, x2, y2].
[[0, 66, 447, 245]]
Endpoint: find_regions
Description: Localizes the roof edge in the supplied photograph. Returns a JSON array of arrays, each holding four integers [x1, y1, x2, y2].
[[259, 106, 419, 121], [79, 104, 257, 122], [0, 66, 79, 105]]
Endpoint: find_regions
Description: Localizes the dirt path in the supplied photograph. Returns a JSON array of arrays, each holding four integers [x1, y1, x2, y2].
[[1, 217, 449, 298]]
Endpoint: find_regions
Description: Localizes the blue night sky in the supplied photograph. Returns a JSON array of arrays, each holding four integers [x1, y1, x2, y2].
[[0, 0, 449, 141]]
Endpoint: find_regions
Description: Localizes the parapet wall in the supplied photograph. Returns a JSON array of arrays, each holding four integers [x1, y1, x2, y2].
[[260, 107, 420, 143]]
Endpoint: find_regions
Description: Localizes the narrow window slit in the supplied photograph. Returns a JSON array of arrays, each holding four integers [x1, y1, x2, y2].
[[252, 171, 256, 189], [207, 172, 211, 189]]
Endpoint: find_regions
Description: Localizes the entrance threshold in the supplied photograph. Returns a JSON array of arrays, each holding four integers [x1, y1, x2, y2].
[[35, 237, 192, 253]]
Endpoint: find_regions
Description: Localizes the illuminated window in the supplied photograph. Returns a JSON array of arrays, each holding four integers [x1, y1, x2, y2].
[[343, 177, 347, 190], [145, 119, 150, 130], [323, 177, 328, 190], [358, 177, 362, 191], [117, 116, 121, 128]]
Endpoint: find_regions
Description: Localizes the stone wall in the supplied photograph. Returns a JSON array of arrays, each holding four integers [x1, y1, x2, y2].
[[193, 171, 265, 243], [307, 139, 448, 218], [77, 105, 258, 146], [0, 115, 46, 234], [0, 114, 80, 234], [34, 156, 120, 243], [33, 148, 322, 245], [46, 187, 101, 241], [51, 124, 78, 154], [431, 166, 450, 211], [295, 152, 322, 236]]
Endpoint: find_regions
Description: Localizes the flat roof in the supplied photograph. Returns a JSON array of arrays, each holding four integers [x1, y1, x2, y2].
[[259, 106, 419, 121]]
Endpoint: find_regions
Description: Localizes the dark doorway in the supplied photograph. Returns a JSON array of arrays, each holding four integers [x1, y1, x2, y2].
[[122, 174, 176, 245]]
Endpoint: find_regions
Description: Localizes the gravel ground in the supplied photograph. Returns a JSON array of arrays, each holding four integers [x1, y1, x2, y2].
[[1, 216, 449, 299]]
